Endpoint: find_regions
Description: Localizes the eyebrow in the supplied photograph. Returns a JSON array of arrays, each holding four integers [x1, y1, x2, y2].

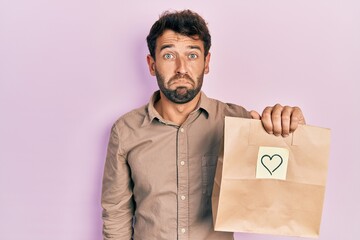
[[160, 44, 174, 51], [189, 45, 202, 51], [159, 44, 202, 52]]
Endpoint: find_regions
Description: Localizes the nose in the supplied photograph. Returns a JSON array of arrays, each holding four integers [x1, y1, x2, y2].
[[175, 56, 188, 75]]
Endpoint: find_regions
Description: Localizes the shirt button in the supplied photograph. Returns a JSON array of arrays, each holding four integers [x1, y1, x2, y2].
[[180, 195, 186, 200], [180, 161, 185, 166], [181, 228, 186, 233], [180, 128, 184, 133]]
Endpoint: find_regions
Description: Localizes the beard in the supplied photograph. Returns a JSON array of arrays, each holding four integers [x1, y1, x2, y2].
[[155, 69, 204, 104]]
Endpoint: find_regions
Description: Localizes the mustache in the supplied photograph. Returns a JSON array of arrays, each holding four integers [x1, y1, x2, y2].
[[168, 73, 195, 85]]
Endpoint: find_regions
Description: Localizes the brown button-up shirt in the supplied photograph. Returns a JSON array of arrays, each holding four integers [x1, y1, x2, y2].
[[102, 91, 251, 240]]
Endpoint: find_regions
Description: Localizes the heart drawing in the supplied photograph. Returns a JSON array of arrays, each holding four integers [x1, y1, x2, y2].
[[260, 154, 283, 175]]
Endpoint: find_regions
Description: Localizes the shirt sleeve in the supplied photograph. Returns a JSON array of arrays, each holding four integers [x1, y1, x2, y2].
[[101, 123, 134, 240], [224, 103, 252, 119]]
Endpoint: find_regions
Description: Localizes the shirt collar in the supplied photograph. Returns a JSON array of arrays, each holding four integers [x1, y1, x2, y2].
[[141, 90, 211, 127]]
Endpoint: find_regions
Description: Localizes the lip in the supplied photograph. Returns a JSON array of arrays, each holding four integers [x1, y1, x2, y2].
[[169, 79, 193, 87], [169, 76, 194, 84]]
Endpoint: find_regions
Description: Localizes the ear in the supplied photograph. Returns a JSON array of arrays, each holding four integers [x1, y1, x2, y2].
[[147, 54, 156, 76], [204, 52, 211, 74]]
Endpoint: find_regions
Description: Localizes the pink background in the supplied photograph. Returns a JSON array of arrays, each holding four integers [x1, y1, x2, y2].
[[1, 1, 359, 239]]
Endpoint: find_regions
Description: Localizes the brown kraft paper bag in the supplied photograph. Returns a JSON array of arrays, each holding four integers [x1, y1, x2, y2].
[[212, 117, 331, 238]]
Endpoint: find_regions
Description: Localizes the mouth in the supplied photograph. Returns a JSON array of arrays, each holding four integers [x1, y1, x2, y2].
[[169, 74, 195, 83], [169, 76, 195, 87], [169, 80, 194, 89], [169, 78, 191, 83]]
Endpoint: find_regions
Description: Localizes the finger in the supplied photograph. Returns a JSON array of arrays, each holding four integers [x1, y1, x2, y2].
[[270, 104, 283, 136], [250, 110, 261, 120], [281, 106, 292, 137], [261, 106, 274, 134], [289, 107, 306, 132]]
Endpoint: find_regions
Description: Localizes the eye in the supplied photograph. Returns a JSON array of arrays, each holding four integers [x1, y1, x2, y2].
[[188, 53, 198, 59], [163, 53, 174, 60]]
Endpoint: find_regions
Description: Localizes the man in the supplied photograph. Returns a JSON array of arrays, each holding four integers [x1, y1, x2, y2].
[[102, 9, 305, 240]]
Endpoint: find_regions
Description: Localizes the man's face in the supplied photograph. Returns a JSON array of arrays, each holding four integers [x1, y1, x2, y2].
[[147, 30, 211, 104]]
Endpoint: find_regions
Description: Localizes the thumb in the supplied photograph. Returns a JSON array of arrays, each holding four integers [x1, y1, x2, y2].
[[250, 110, 261, 120]]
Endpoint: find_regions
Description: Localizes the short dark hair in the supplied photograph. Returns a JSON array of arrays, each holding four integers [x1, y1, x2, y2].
[[146, 9, 211, 59]]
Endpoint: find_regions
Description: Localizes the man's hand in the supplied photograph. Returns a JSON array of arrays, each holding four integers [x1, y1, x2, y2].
[[250, 104, 306, 137]]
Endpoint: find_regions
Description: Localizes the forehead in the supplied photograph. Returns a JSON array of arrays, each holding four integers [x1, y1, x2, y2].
[[156, 29, 204, 51]]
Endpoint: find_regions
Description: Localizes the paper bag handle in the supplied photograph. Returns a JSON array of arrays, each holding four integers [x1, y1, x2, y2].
[[248, 119, 300, 146]]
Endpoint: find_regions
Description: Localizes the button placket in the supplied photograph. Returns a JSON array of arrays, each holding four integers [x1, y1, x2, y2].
[[177, 125, 189, 239]]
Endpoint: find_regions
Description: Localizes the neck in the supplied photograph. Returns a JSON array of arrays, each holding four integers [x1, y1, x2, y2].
[[155, 92, 201, 125]]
